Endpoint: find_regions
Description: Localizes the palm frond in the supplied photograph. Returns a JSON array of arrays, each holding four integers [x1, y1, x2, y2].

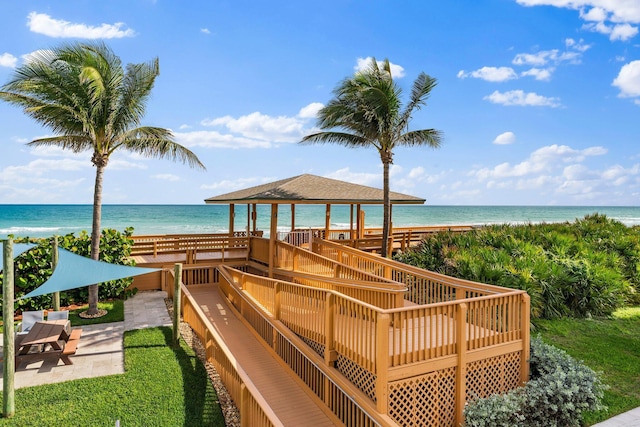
[[397, 72, 438, 132], [27, 135, 94, 153], [397, 129, 443, 148], [301, 131, 371, 148], [117, 127, 206, 170]]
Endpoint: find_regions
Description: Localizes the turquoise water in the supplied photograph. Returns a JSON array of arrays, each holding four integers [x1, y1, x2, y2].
[[1, 204, 639, 239]]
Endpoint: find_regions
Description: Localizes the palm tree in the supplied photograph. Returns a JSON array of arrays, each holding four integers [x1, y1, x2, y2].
[[301, 57, 442, 257], [0, 42, 205, 315]]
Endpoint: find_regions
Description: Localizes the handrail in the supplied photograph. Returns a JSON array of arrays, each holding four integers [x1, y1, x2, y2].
[[177, 272, 285, 427], [312, 238, 511, 298]]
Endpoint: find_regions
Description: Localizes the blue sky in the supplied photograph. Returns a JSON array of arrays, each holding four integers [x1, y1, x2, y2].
[[1, 0, 639, 206]]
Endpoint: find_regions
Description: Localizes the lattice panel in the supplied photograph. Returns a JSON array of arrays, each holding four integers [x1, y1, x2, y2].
[[466, 351, 522, 401], [299, 335, 325, 357], [335, 354, 377, 401], [388, 367, 456, 427]]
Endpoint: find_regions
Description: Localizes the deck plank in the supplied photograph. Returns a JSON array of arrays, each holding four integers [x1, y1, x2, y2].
[[189, 286, 337, 427]]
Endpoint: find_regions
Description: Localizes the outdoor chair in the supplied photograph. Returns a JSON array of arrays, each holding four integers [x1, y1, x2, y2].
[[47, 310, 69, 321], [16, 310, 44, 335]]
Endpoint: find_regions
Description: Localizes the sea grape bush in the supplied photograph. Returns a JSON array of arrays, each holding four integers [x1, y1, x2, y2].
[[464, 337, 606, 427], [395, 214, 639, 318], [0, 227, 136, 314]]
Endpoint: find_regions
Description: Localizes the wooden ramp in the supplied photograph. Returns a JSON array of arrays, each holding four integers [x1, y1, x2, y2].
[[130, 248, 248, 265], [188, 285, 337, 427]]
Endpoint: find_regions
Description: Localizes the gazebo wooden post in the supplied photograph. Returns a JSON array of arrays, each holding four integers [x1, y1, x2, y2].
[[325, 204, 331, 240], [228, 204, 235, 235], [290, 204, 296, 231], [252, 203, 257, 233], [246, 205, 251, 234], [268, 204, 278, 278], [357, 204, 364, 238], [349, 204, 354, 242]]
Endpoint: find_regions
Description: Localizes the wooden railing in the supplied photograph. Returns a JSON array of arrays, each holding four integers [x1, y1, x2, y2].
[[176, 271, 285, 427], [217, 265, 397, 427], [312, 239, 510, 304], [131, 232, 259, 258], [217, 264, 530, 427], [273, 239, 397, 284]]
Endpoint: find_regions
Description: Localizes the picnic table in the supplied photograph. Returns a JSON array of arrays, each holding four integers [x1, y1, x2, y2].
[[16, 319, 82, 368]]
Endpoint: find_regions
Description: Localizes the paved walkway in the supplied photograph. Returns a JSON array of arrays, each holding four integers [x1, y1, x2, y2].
[[592, 407, 640, 427], [0, 290, 172, 390]]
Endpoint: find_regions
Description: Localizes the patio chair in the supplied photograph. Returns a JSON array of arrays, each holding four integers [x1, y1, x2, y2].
[[16, 310, 44, 335], [47, 310, 69, 321]]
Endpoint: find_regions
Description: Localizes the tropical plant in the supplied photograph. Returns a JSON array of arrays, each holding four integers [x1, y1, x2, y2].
[[0, 228, 137, 315], [0, 42, 205, 315], [301, 57, 442, 257]]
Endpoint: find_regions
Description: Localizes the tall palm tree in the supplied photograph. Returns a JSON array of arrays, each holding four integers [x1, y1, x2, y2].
[[0, 42, 205, 315], [301, 57, 442, 257]]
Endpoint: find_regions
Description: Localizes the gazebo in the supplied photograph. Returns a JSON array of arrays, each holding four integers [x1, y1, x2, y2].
[[204, 173, 425, 274], [205, 173, 425, 236]]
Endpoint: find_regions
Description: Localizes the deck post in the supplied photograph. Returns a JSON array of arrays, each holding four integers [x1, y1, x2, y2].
[[240, 383, 249, 427], [455, 303, 468, 426], [2, 239, 16, 418], [173, 263, 182, 347], [274, 282, 281, 321], [520, 293, 531, 384], [375, 312, 390, 414], [324, 293, 336, 366], [268, 204, 278, 278]]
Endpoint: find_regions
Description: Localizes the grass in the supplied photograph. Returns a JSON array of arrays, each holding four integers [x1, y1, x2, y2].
[[536, 307, 640, 425], [67, 299, 125, 326], [0, 327, 225, 426]]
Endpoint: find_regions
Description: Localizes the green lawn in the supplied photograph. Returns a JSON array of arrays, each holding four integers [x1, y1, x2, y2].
[[536, 307, 640, 425], [1, 327, 225, 426]]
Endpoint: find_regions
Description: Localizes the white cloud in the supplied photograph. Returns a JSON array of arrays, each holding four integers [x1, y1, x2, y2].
[[512, 49, 581, 67], [200, 176, 274, 191], [521, 67, 553, 81], [0, 52, 17, 68], [107, 159, 148, 170], [517, 1, 640, 41], [483, 90, 562, 107], [471, 144, 607, 180], [151, 174, 180, 182], [408, 166, 426, 179], [612, 60, 640, 98], [201, 28, 211, 34], [298, 102, 324, 119], [354, 57, 406, 79], [493, 132, 516, 145], [325, 167, 380, 187], [195, 104, 320, 147], [175, 130, 272, 149], [27, 12, 135, 39], [457, 66, 518, 82]]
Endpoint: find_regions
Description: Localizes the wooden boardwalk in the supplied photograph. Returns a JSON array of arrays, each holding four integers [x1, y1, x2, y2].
[[188, 285, 338, 426]]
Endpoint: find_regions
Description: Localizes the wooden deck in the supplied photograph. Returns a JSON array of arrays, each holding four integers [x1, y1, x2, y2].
[[188, 284, 337, 426]]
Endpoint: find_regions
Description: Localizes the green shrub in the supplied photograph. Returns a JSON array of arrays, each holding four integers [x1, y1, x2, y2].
[[0, 227, 136, 314], [464, 337, 606, 426], [395, 214, 639, 318]]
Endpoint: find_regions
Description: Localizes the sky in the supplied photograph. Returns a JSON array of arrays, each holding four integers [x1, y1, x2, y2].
[[0, 0, 639, 206]]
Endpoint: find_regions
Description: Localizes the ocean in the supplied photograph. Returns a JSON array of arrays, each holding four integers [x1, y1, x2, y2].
[[1, 204, 639, 239]]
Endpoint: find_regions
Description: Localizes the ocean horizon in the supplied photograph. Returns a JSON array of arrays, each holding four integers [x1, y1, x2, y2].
[[1, 204, 639, 239]]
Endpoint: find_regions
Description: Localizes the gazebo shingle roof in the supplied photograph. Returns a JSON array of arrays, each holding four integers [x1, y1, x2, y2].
[[204, 174, 425, 205]]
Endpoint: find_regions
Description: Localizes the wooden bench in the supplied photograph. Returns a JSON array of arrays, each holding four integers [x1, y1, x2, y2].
[[61, 328, 82, 365]]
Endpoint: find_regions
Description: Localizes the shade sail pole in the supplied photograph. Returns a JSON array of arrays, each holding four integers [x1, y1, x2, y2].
[[52, 236, 60, 311], [2, 239, 16, 418]]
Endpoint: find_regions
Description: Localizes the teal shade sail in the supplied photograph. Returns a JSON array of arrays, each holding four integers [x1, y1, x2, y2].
[[0, 243, 36, 266], [20, 248, 159, 299]]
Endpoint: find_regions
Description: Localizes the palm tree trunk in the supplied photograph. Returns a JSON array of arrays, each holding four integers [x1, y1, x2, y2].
[[381, 158, 391, 258], [87, 160, 105, 315]]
